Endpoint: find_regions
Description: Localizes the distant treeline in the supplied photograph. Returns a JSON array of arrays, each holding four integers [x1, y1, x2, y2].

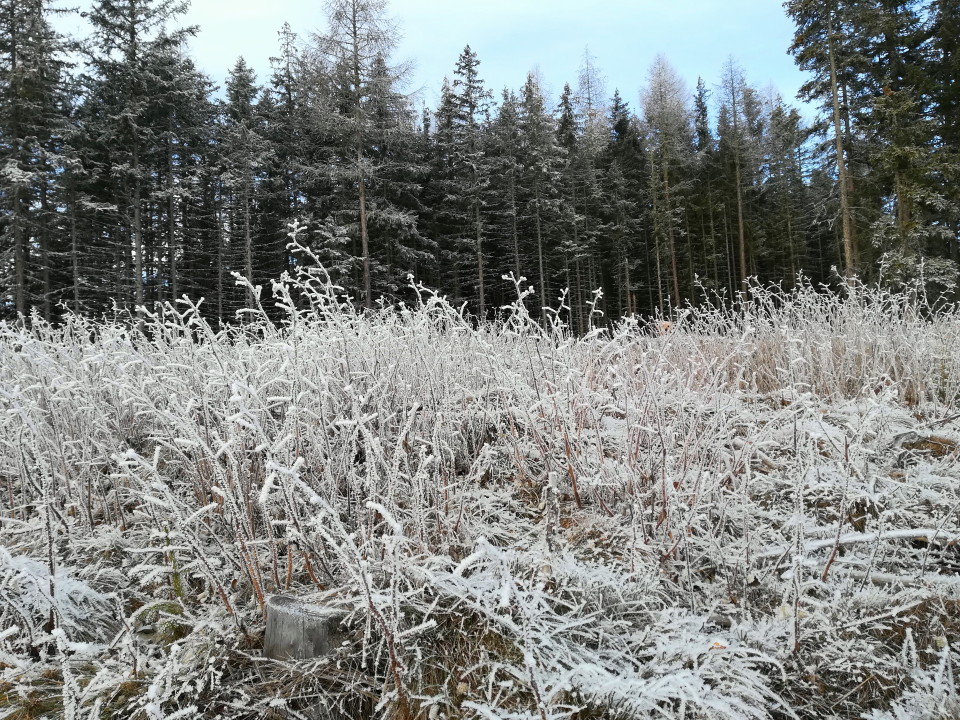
[[1, 0, 958, 327]]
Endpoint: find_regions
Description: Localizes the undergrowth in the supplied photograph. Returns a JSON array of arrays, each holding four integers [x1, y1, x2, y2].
[[2, 249, 960, 719]]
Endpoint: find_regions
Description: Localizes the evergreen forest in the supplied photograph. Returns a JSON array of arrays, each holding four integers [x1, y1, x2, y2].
[[2, 0, 959, 326]]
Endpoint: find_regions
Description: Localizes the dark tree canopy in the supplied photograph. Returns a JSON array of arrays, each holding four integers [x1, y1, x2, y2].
[[2, 0, 958, 325]]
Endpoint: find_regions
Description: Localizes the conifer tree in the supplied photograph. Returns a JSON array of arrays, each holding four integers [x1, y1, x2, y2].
[[317, 0, 406, 309], [450, 46, 493, 315], [717, 59, 753, 291], [143, 49, 214, 307], [786, 0, 863, 279], [642, 56, 692, 309], [598, 91, 645, 317], [485, 88, 523, 308], [425, 46, 493, 314], [859, 0, 944, 273], [573, 50, 608, 306], [0, 0, 70, 320], [688, 77, 726, 293], [763, 98, 810, 283], [261, 23, 322, 286], [221, 58, 273, 312], [82, 0, 196, 314], [362, 54, 430, 299], [517, 72, 561, 316], [930, 0, 960, 263], [555, 82, 587, 329]]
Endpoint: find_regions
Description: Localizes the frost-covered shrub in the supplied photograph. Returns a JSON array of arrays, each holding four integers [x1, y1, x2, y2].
[[0, 548, 116, 647]]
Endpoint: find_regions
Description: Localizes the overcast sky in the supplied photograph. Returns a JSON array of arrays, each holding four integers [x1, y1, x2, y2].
[[65, 0, 808, 112]]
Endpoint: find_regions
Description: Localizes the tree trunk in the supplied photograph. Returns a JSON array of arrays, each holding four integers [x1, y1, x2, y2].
[[827, 13, 857, 280], [10, 12, 25, 320], [573, 222, 584, 335], [733, 152, 748, 291], [217, 205, 224, 323], [39, 181, 51, 321], [359, 176, 371, 309], [727, 77, 749, 293], [168, 122, 178, 302], [535, 195, 546, 317], [623, 244, 633, 316], [475, 200, 485, 317], [12, 184, 26, 319], [133, 143, 144, 314], [71, 198, 80, 313], [663, 165, 682, 307], [511, 170, 520, 279], [244, 184, 253, 309]]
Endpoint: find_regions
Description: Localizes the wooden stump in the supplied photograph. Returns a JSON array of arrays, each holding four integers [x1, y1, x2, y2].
[[264, 594, 348, 661]]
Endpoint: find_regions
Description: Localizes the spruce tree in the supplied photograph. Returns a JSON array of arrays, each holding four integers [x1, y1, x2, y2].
[[316, 0, 406, 309], [220, 58, 273, 313], [763, 98, 810, 284], [426, 46, 493, 315], [82, 0, 196, 314], [786, 0, 864, 279], [930, 0, 960, 264], [517, 72, 562, 317], [688, 77, 726, 294], [642, 56, 692, 309], [449, 46, 493, 315], [596, 91, 646, 318], [0, 0, 71, 320], [717, 59, 753, 291], [859, 0, 945, 276], [362, 53, 430, 300], [261, 24, 311, 284], [555, 83, 587, 329], [485, 88, 523, 309]]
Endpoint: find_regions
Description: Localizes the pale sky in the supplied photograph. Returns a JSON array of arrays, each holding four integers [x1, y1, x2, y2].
[[64, 1, 808, 113]]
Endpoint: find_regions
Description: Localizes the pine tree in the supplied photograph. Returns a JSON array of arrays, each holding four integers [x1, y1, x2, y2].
[[595, 91, 646, 318], [930, 0, 960, 264], [449, 46, 493, 315], [517, 72, 562, 317], [485, 88, 523, 309], [858, 0, 944, 273], [220, 58, 273, 313], [642, 56, 692, 309], [82, 0, 196, 315], [0, 0, 71, 320], [317, 0, 405, 309], [718, 59, 750, 291], [786, 0, 863, 279]]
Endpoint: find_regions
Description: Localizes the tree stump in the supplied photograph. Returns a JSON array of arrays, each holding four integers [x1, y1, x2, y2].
[[264, 594, 348, 661]]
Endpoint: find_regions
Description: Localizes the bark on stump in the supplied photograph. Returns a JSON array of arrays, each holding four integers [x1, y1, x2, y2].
[[264, 594, 348, 660]]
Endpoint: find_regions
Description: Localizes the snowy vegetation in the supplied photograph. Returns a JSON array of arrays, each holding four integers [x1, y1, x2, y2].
[[2, 261, 960, 719]]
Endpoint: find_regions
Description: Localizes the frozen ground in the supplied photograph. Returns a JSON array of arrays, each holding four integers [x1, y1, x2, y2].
[[2, 270, 960, 719]]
